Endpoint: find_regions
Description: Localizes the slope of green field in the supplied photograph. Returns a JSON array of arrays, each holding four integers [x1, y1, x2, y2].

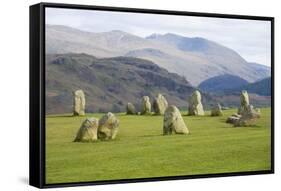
[[46, 108, 271, 184]]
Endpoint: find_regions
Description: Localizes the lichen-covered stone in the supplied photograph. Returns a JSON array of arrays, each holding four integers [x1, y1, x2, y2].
[[73, 89, 86, 116], [163, 105, 189, 135], [98, 112, 119, 140], [211, 103, 223, 116], [188, 90, 204, 116], [141, 96, 151, 115], [74, 118, 98, 142], [126, 102, 136, 115], [153, 94, 168, 115], [234, 105, 261, 127], [238, 90, 250, 115]]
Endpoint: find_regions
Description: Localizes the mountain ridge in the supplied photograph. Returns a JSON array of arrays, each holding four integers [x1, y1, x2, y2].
[[46, 24, 271, 85]]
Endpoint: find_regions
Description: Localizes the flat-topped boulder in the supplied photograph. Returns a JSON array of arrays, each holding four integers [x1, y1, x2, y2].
[[163, 105, 189, 135], [74, 118, 98, 142], [153, 94, 168, 115]]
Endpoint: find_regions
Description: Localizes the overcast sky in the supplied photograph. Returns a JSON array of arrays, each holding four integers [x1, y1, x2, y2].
[[46, 8, 271, 66]]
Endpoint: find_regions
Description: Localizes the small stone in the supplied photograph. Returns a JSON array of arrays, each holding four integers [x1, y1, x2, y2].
[[211, 103, 223, 116]]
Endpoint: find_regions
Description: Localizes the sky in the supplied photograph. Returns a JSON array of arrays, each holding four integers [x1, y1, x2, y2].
[[46, 8, 271, 66]]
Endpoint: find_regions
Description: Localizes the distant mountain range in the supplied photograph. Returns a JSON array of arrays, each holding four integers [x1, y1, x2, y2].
[[46, 53, 215, 114], [198, 74, 249, 93], [225, 77, 271, 96], [198, 74, 271, 97], [46, 25, 271, 86]]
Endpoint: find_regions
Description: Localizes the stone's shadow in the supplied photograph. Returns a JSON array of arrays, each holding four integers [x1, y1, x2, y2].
[[18, 176, 29, 185], [139, 134, 163, 138]]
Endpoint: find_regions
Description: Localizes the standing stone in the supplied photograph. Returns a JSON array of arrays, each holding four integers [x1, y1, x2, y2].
[[126, 102, 136, 115], [141, 96, 151, 115], [74, 118, 99, 142], [163, 105, 189, 135], [188, 90, 205, 116], [211, 103, 223, 116], [73, 90, 86, 116], [153, 94, 168, 115], [238, 90, 250, 115], [98, 112, 119, 140]]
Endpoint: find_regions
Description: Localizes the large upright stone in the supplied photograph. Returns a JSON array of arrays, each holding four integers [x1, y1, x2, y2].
[[74, 118, 99, 142], [163, 105, 189, 135], [211, 103, 223, 116], [188, 90, 205, 116], [98, 112, 119, 140], [141, 96, 151, 115], [73, 90, 86, 116], [126, 102, 136, 115], [238, 90, 250, 115], [153, 94, 168, 115]]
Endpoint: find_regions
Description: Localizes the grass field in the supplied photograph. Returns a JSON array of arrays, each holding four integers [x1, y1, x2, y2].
[[46, 108, 271, 184]]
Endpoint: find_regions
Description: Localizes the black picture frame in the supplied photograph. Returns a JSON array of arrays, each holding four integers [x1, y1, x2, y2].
[[30, 2, 275, 189]]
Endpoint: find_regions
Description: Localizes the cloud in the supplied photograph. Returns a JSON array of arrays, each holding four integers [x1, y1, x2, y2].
[[46, 7, 271, 66]]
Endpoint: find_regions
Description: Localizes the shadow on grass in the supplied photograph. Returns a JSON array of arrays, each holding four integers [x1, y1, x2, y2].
[[139, 134, 163, 138]]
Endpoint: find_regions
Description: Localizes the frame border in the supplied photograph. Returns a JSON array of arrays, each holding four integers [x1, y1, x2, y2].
[[29, 2, 275, 188]]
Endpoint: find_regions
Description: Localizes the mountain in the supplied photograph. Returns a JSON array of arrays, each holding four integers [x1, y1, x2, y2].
[[46, 25, 271, 86], [225, 77, 271, 96], [198, 74, 249, 93], [46, 53, 215, 114]]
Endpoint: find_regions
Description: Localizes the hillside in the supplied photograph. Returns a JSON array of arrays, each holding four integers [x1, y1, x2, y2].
[[46, 53, 215, 114], [225, 77, 271, 96], [46, 25, 271, 85], [198, 74, 249, 93]]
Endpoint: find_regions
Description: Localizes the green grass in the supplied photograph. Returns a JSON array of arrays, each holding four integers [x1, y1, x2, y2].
[[46, 108, 271, 184]]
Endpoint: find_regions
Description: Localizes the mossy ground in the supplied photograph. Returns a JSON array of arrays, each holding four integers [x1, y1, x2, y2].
[[46, 108, 271, 184]]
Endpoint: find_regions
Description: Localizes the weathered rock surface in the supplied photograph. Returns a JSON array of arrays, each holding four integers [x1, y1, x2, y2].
[[74, 118, 99, 142], [126, 102, 136, 115], [227, 104, 261, 126], [163, 105, 189, 135], [73, 89, 86, 116], [188, 90, 205, 116], [141, 96, 151, 115], [153, 94, 168, 115], [234, 105, 261, 127], [98, 112, 119, 140], [226, 115, 241, 124], [211, 103, 223, 116], [238, 90, 250, 114]]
